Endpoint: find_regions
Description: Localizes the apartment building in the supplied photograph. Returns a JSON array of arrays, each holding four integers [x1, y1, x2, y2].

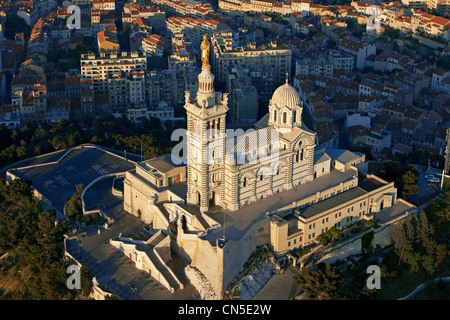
[[145, 68, 199, 108], [70, 0, 92, 5], [168, 33, 196, 71], [80, 52, 147, 94], [228, 77, 259, 123], [97, 25, 120, 54], [431, 68, 450, 94], [338, 38, 376, 70], [91, 9, 115, 35], [166, 16, 228, 50], [150, 0, 211, 17], [218, 0, 310, 15], [107, 70, 146, 108], [296, 55, 334, 77], [128, 100, 175, 122], [226, 63, 275, 103], [211, 31, 291, 84], [218, 0, 243, 12], [92, 0, 115, 11], [17, 2, 39, 26], [141, 34, 171, 57], [411, 11, 450, 40], [122, 3, 166, 32]]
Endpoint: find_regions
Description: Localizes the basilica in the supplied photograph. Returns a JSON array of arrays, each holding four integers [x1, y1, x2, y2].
[[184, 35, 316, 213], [122, 35, 415, 299]]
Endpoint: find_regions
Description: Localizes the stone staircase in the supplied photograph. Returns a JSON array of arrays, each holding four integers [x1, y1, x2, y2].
[[145, 246, 181, 291], [110, 231, 184, 293]]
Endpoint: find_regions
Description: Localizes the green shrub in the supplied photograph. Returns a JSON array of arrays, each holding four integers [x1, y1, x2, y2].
[[364, 220, 377, 229]]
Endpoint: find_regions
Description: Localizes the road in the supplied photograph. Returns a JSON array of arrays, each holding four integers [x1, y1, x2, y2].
[[335, 118, 349, 149]]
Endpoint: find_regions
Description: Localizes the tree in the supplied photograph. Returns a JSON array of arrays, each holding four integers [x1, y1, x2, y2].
[[50, 135, 64, 150], [294, 263, 347, 300], [401, 171, 419, 197], [65, 186, 84, 220], [38, 210, 56, 234], [361, 230, 374, 254], [392, 211, 448, 273], [80, 264, 93, 297], [416, 210, 432, 242], [0, 178, 74, 299], [392, 218, 413, 266], [316, 226, 341, 246], [364, 219, 376, 229], [0, 124, 12, 150], [383, 26, 400, 40]]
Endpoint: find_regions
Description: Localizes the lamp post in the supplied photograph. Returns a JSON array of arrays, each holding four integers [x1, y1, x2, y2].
[[130, 284, 137, 300], [77, 239, 82, 260]]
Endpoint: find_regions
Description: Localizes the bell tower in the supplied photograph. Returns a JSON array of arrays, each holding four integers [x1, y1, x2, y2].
[[185, 35, 229, 213]]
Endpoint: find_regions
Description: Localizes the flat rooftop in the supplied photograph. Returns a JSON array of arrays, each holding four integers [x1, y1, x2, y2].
[[375, 199, 416, 224], [7, 145, 136, 215], [299, 187, 367, 219], [140, 154, 184, 175]]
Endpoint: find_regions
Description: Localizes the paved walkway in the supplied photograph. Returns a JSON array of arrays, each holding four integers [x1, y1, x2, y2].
[[397, 277, 450, 300], [252, 265, 302, 300]]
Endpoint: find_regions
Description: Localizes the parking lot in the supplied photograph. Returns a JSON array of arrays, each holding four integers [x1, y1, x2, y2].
[[7, 145, 136, 218], [410, 164, 441, 206]]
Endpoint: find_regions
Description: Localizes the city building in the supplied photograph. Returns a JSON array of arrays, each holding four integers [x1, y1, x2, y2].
[[168, 33, 196, 71], [166, 16, 229, 51], [228, 77, 259, 123], [338, 38, 376, 70], [127, 100, 175, 122], [141, 34, 172, 57], [97, 25, 120, 54], [80, 52, 147, 94], [92, 0, 116, 11], [211, 31, 292, 84]]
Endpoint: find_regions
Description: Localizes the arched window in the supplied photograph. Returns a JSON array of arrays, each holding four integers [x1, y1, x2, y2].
[[260, 173, 263, 181], [273, 109, 277, 122], [295, 150, 299, 162], [243, 177, 247, 187], [293, 110, 297, 123], [283, 112, 287, 124], [300, 149, 304, 161]]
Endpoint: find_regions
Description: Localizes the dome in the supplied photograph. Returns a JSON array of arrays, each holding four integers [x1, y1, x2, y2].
[[271, 82, 301, 109]]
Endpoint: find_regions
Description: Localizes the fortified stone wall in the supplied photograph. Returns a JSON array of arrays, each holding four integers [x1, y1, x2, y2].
[[176, 216, 271, 299], [176, 229, 224, 297], [220, 218, 270, 297], [317, 219, 404, 264]]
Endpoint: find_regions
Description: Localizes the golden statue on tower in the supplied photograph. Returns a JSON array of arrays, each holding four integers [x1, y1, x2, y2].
[[201, 34, 210, 69]]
